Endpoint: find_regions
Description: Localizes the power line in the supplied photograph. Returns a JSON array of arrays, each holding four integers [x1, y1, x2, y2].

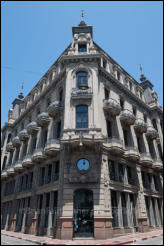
[[1, 66, 43, 75]]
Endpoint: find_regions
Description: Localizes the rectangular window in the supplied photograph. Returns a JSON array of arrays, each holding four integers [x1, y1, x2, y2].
[[123, 129, 128, 147], [54, 161, 59, 181], [105, 88, 109, 100], [57, 121, 61, 139], [118, 163, 124, 182], [111, 190, 119, 227], [107, 120, 112, 138], [120, 98, 124, 110], [47, 164, 52, 183], [121, 192, 128, 227], [108, 160, 116, 181], [78, 44, 87, 52]]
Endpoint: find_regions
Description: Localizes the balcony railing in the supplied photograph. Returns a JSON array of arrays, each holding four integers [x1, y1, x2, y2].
[[36, 112, 50, 127], [6, 142, 14, 152], [103, 98, 121, 116], [18, 129, 29, 141], [139, 152, 153, 167], [146, 126, 158, 139], [12, 136, 21, 147], [120, 109, 136, 125], [27, 121, 40, 135], [44, 139, 61, 156], [71, 87, 92, 100], [47, 101, 63, 117], [134, 118, 147, 133], [32, 147, 46, 163], [124, 146, 140, 161], [103, 137, 124, 155]]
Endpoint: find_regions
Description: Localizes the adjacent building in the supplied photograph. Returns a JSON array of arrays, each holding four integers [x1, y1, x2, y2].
[[1, 20, 163, 240]]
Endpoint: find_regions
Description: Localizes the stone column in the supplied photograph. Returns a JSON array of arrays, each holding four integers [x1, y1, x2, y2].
[[116, 117, 124, 146], [11, 148, 17, 166], [18, 141, 25, 161], [21, 198, 29, 233], [47, 191, 54, 236], [156, 118, 163, 150], [123, 165, 128, 184], [47, 118, 54, 140], [16, 199, 24, 231], [130, 125, 138, 149], [39, 193, 46, 235], [136, 165, 148, 232], [154, 198, 161, 227], [153, 139, 161, 160], [35, 128, 44, 149], [116, 191, 124, 234], [4, 202, 10, 230], [26, 135, 33, 155], [142, 134, 150, 153], [149, 197, 155, 228]]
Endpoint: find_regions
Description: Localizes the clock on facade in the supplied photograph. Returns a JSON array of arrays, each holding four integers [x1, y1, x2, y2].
[[77, 159, 90, 171]]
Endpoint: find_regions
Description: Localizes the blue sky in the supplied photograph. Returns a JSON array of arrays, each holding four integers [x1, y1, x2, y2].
[[1, 1, 163, 127]]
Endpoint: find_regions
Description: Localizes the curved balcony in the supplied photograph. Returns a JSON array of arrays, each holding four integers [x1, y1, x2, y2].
[[139, 152, 153, 167], [146, 126, 158, 139], [18, 129, 29, 141], [36, 112, 50, 127], [47, 101, 63, 117], [71, 87, 93, 100], [44, 139, 60, 156], [32, 148, 46, 163], [14, 160, 24, 172], [1, 170, 8, 180], [6, 142, 14, 152], [22, 154, 33, 167], [12, 136, 21, 147], [134, 118, 147, 133], [103, 98, 121, 116], [124, 146, 140, 161], [153, 159, 163, 171], [27, 121, 40, 135], [103, 137, 124, 155], [6, 166, 15, 176], [120, 109, 136, 125]]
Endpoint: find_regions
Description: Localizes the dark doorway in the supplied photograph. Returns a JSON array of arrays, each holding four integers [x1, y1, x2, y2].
[[73, 189, 94, 238]]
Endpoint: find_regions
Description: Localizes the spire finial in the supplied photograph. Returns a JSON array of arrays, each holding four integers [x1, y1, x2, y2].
[[81, 10, 84, 21], [139, 64, 143, 75], [18, 82, 24, 99], [21, 82, 24, 92]]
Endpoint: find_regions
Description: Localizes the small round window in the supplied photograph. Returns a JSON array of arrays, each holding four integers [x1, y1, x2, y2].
[[77, 159, 90, 171]]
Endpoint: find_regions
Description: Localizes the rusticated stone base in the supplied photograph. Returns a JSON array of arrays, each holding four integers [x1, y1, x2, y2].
[[56, 218, 73, 240], [94, 217, 113, 239], [138, 218, 149, 232], [28, 218, 37, 235]]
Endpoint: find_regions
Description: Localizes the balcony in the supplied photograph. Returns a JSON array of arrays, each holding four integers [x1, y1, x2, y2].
[[124, 146, 140, 161], [37, 112, 50, 127], [103, 98, 121, 116], [47, 101, 63, 117], [120, 109, 136, 125], [62, 128, 104, 146], [71, 87, 92, 100], [134, 118, 147, 133], [146, 126, 158, 139], [12, 136, 21, 147], [18, 129, 29, 141], [22, 154, 33, 167], [44, 139, 60, 156], [6, 166, 15, 176], [139, 152, 153, 167], [14, 160, 24, 172], [27, 121, 40, 135], [6, 142, 14, 152], [32, 148, 46, 163], [1, 170, 8, 180], [103, 137, 124, 155], [153, 159, 163, 171]]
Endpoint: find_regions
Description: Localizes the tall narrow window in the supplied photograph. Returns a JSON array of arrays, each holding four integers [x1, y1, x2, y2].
[[117, 71, 120, 81], [57, 121, 61, 139], [78, 44, 86, 53], [76, 72, 88, 88], [7, 133, 11, 143], [137, 136, 142, 153], [157, 143, 163, 161], [2, 156, 7, 170], [123, 129, 128, 147], [144, 114, 147, 123], [132, 106, 136, 116], [106, 120, 112, 138], [76, 105, 88, 128], [59, 89, 63, 103], [108, 160, 115, 181], [43, 129, 47, 147], [120, 98, 124, 110], [104, 88, 109, 100], [152, 119, 158, 131], [111, 190, 119, 227]]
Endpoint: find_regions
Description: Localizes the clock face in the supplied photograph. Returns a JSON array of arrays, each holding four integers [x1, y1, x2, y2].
[[77, 159, 90, 171]]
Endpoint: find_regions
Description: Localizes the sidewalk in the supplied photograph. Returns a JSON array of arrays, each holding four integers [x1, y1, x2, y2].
[[1, 229, 163, 245]]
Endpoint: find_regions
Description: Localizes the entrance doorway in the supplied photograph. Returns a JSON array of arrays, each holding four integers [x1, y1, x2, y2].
[[73, 189, 94, 238]]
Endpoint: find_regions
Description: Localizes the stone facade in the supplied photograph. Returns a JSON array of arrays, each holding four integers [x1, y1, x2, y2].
[[1, 21, 163, 240]]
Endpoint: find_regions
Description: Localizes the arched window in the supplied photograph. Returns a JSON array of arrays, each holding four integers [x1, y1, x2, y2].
[[7, 133, 11, 143], [76, 105, 88, 128], [76, 71, 88, 88]]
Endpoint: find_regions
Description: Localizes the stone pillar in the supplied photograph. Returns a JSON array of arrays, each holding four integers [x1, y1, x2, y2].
[[26, 135, 33, 155], [136, 165, 148, 232], [116, 117, 124, 145], [116, 191, 124, 234], [36, 128, 44, 149], [156, 118, 163, 150], [18, 141, 25, 161], [123, 165, 128, 184], [16, 199, 24, 231], [4, 202, 10, 230], [47, 191, 54, 236], [47, 118, 54, 140], [125, 193, 132, 228], [11, 148, 17, 166], [130, 125, 138, 149], [142, 134, 150, 153], [154, 198, 161, 227], [21, 198, 29, 233], [153, 139, 161, 160], [149, 197, 155, 229], [39, 193, 46, 235]]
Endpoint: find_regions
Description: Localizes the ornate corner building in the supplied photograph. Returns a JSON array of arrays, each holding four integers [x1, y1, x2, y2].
[[1, 21, 163, 240]]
